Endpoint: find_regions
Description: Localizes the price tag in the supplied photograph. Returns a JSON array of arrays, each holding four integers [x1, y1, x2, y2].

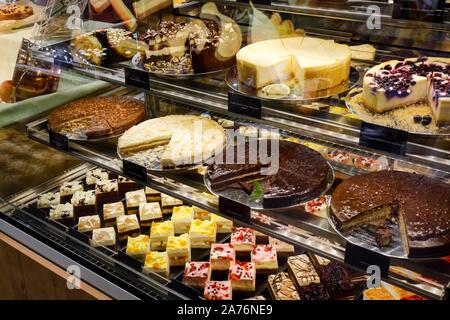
[[228, 91, 262, 119], [237, 0, 271, 5], [345, 242, 390, 278], [122, 159, 148, 184], [115, 251, 142, 272], [124, 66, 150, 90], [359, 121, 407, 156], [218, 196, 251, 225], [67, 228, 90, 245], [167, 279, 201, 300], [49, 130, 69, 152]]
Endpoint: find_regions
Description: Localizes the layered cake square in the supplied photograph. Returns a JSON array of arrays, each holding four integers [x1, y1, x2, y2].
[[116, 214, 141, 242], [37, 192, 60, 213], [166, 233, 191, 267], [91, 227, 116, 250], [49, 203, 74, 226], [60, 181, 83, 203], [145, 187, 161, 202], [118, 176, 140, 197], [126, 234, 150, 261], [102, 201, 125, 227], [86, 168, 109, 190], [182, 261, 210, 289], [95, 179, 120, 208], [251, 244, 278, 274], [269, 237, 295, 257], [77, 215, 101, 235], [231, 228, 255, 253], [150, 221, 174, 250], [171, 206, 194, 234], [125, 189, 146, 215], [161, 194, 183, 214], [210, 244, 235, 271], [189, 219, 217, 248], [211, 214, 233, 233], [138, 202, 163, 227], [193, 206, 211, 220], [71, 190, 97, 219], [229, 261, 256, 292], [268, 272, 300, 300], [203, 281, 232, 300], [143, 251, 170, 278]]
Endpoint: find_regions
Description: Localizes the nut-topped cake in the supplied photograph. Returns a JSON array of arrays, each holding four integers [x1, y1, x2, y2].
[[331, 170, 450, 257]]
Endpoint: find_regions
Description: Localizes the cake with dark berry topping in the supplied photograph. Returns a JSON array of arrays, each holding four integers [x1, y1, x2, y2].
[[182, 261, 210, 289]]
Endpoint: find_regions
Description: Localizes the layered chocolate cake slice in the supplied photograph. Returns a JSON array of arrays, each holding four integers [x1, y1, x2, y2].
[[331, 171, 450, 257]]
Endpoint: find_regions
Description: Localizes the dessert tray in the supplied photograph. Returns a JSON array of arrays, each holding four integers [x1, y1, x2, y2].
[[226, 67, 360, 102]]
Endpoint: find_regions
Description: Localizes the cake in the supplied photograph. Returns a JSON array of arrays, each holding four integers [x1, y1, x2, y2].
[[170, 206, 194, 234], [161, 193, 183, 214], [189, 219, 216, 248], [49, 203, 74, 226], [0, 4, 33, 21], [71, 190, 97, 219], [125, 189, 146, 215], [330, 171, 450, 257], [207, 139, 331, 208], [166, 233, 191, 266], [77, 215, 101, 235], [138, 202, 162, 227], [116, 214, 141, 242], [48, 97, 145, 139], [118, 115, 226, 168], [193, 206, 210, 220], [203, 281, 232, 300], [362, 57, 450, 125], [315, 260, 353, 298], [95, 179, 120, 208], [145, 187, 161, 202], [182, 261, 210, 289], [210, 244, 235, 271], [91, 227, 116, 250], [117, 176, 140, 197], [268, 272, 300, 300], [251, 244, 278, 274], [269, 237, 295, 257], [126, 235, 150, 261], [230, 228, 255, 254], [102, 201, 125, 227], [37, 192, 60, 212], [86, 168, 109, 190], [150, 221, 174, 251], [228, 261, 256, 292], [143, 251, 170, 278], [60, 181, 83, 203], [210, 214, 233, 233], [236, 36, 351, 91], [304, 196, 330, 218]]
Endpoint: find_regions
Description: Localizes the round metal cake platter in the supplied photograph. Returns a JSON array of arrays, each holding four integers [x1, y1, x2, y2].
[[226, 67, 360, 102], [148, 66, 231, 81], [204, 162, 335, 210], [63, 132, 122, 142]]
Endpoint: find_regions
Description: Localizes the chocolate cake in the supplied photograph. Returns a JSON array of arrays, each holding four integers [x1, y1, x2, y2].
[[207, 139, 331, 208], [331, 170, 450, 257]]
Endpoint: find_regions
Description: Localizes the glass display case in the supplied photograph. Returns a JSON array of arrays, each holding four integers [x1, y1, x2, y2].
[[0, 0, 448, 300]]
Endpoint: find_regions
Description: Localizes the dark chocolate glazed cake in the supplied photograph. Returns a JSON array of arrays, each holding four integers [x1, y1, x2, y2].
[[331, 170, 450, 257], [207, 139, 332, 208]]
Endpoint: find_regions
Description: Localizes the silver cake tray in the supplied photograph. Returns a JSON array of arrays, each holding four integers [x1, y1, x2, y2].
[[226, 66, 360, 102], [204, 162, 335, 210]]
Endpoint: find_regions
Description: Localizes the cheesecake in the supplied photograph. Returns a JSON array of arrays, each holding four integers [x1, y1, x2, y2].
[[236, 36, 351, 91]]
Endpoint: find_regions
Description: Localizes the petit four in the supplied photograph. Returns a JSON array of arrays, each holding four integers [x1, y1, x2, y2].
[[183, 261, 210, 289], [49, 203, 74, 226], [316, 260, 353, 298], [143, 251, 170, 278], [138, 202, 163, 227], [91, 227, 116, 249], [251, 244, 278, 274], [71, 190, 97, 218], [166, 233, 191, 267], [231, 228, 255, 253], [103, 201, 125, 227], [269, 237, 295, 257], [203, 280, 232, 300], [86, 168, 109, 190], [78, 215, 101, 234], [193, 206, 211, 220], [210, 244, 235, 271], [60, 181, 83, 203], [304, 195, 329, 218], [268, 272, 300, 300], [210, 214, 233, 233], [37, 192, 60, 211], [125, 189, 146, 215], [116, 214, 141, 242], [228, 261, 256, 292], [150, 221, 174, 250], [171, 206, 194, 234], [161, 193, 183, 214], [145, 187, 161, 202], [189, 219, 217, 248], [95, 179, 120, 207], [118, 176, 140, 197], [126, 235, 150, 261]]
